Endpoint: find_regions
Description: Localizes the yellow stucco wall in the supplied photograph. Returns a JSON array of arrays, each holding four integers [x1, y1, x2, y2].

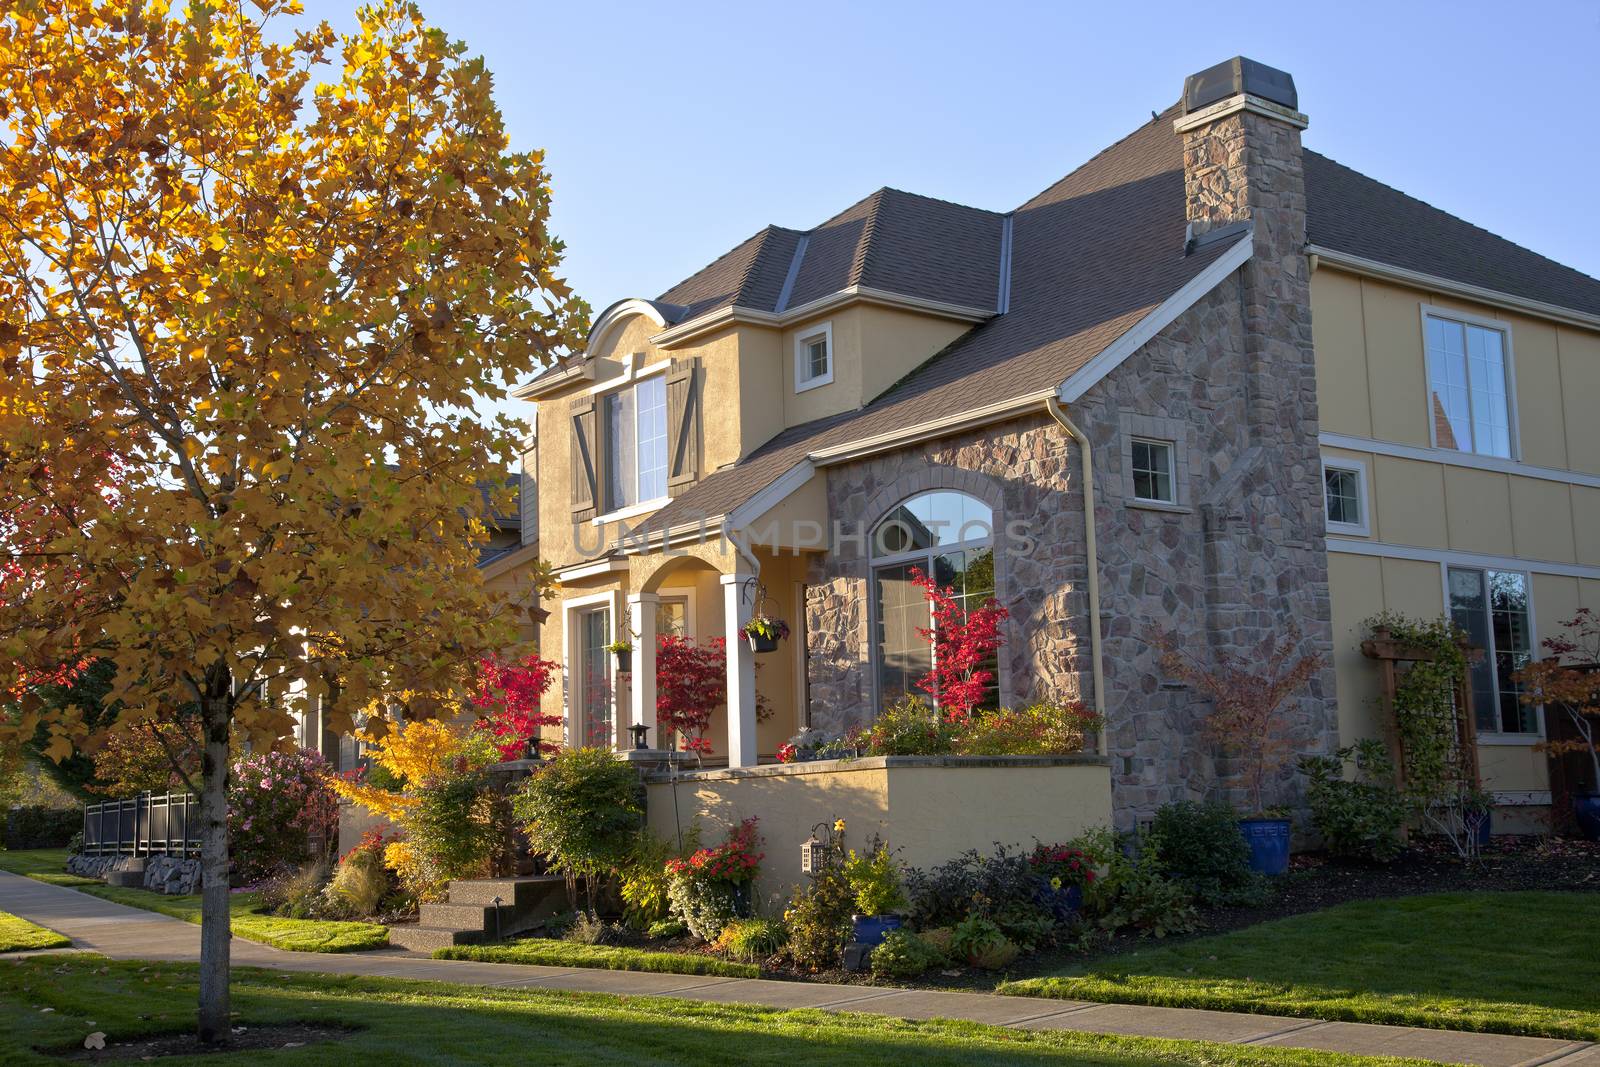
[[645, 757, 1112, 897], [1314, 265, 1600, 804]]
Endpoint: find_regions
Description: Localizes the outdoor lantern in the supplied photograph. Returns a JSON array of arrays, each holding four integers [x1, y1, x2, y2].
[[628, 723, 651, 750], [800, 834, 824, 875]]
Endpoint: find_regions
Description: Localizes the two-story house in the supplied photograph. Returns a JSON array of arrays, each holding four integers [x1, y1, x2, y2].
[[516, 57, 1600, 829]]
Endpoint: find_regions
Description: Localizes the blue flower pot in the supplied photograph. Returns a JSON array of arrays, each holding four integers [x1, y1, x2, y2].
[[851, 913, 904, 947], [1239, 817, 1292, 876], [1467, 808, 1493, 848], [1573, 793, 1600, 841]]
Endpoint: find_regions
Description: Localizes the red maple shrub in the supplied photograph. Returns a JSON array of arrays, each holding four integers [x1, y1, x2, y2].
[[655, 635, 726, 755], [909, 567, 1009, 721], [471, 652, 561, 761]]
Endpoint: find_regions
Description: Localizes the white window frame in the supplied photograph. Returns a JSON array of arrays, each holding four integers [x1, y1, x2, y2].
[[592, 360, 672, 524], [1420, 304, 1520, 461], [1321, 455, 1371, 537], [561, 590, 623, 750], [653, 588, 697, 641], [1129, 437, 1177, 505], [1441, 564, 1543, 743], [866, 490, 1000, 714], [794, 321, 834, 392]]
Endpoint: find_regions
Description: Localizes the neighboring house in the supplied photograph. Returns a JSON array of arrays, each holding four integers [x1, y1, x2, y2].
[[515, 57, 1600, 829], [290, 473, 540, 771]]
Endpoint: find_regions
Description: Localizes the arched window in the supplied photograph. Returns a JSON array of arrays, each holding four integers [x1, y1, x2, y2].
[[869, 490, 998, 711]]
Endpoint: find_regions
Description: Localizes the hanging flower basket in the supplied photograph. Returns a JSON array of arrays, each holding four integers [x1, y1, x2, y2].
[[606, 640, 633, 673], [742, 615, 790, 654]]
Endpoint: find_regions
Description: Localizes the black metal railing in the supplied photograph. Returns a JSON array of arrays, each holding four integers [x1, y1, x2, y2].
[[81, 792, 200, 858]]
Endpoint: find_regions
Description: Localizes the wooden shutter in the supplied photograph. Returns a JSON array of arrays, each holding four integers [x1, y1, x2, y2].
[[569, 394, 597, 517], [666, 357, 701, 491]]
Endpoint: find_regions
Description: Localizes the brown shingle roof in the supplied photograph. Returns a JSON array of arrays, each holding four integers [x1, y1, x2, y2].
[[1304, 151, 1600, 319], [626, 104, 1600, 541]]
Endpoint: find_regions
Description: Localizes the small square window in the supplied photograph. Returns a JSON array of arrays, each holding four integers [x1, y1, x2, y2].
[[795, 323, 834, 391], [1130, 438, 1175, 504], [1321, 459, 1369, 535]]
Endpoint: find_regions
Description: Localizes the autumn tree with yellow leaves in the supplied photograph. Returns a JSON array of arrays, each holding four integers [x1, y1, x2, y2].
[[0, 0, 584, 1042]]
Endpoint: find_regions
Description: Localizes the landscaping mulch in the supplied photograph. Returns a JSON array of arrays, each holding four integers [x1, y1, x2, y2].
[[53, 1024, 354, 1062]]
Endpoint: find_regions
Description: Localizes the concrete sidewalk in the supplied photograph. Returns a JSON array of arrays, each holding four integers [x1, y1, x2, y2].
[[2, 869, 1594, 1067]]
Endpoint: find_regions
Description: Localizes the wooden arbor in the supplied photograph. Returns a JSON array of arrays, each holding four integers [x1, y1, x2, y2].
[[1361, 627, 1481, 790]]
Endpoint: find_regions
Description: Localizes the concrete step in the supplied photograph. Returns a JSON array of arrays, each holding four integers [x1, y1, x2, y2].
[[446, 876, 566, 908], [387, 924, 485, 953], [419, 902, 517, 932]]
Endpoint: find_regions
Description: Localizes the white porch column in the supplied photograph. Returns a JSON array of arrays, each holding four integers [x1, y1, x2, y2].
[[626, 591, 659, 748], [721, 570, 758, 768]]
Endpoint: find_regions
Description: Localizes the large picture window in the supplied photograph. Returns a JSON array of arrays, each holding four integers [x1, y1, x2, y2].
[[1426, 313, 1513, 459], [577, 605, 614, 747], [869, 490, 998, 711], [602, 374, 668, 512], [1447, 567, 1536, 735]]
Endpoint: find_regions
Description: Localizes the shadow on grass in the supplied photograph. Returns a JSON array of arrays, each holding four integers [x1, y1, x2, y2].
[[2, 956, 1428, 1067]]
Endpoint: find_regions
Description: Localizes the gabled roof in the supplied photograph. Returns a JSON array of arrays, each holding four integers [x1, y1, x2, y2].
[[595, 98, 1600, 546]]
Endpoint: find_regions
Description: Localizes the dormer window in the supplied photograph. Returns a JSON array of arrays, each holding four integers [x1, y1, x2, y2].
[[795, 322, 834, 392]]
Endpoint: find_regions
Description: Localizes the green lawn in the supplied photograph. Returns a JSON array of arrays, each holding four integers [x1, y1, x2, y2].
[[0, 849, 387, 953], [0, 955, 1439, 1067], [1004, 892, 1600, 1041], [0, 912, 70, 953], [0, 848, 101, 886], [438, 939, 759, 977]]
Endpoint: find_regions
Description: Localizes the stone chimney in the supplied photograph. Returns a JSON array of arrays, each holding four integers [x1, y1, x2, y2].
[[1175, 56, 1311, 432]]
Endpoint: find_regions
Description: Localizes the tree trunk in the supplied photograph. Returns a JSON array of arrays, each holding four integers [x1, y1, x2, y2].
[[196, 694, 232, 1044]]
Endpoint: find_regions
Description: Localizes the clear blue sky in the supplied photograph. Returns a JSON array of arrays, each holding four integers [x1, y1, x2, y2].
[[305, 0, 1600, 337]]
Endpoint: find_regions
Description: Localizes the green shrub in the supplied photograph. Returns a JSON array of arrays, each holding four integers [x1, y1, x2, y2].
[[842, 840, 907, 915], [713, 916, 788, 962], [513, 747, 642, 913], [619, 832, 679, 929], [785, 825, 854, 971], [663, 819, 762, 942], [3, 805, 80, 850], [1146, 800, 1263, 907], [408, 771, 501, 890], [646, 918, 687, 940], [1301, 739, 1408, 863], [951, 914, 1020, 969], [869, 929, 944, 978], [665, 875, 740, 942], [861, 696, 955, 756], [1091, 859, 1198, 938], [955, 701, 1102, 756]]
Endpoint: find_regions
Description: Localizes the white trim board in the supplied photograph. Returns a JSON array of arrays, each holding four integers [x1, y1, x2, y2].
[[1325, 537, 1600, 581], [1058, 232, 1253, 403], [1307, 244, 1600, 334], [1319, 430, 1600, 490]]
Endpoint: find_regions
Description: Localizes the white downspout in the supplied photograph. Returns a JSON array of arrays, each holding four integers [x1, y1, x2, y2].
[[1045, 397, 1106, 756]]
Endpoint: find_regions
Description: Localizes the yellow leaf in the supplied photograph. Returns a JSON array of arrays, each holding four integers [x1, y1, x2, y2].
[[208, 234, 227, 251]]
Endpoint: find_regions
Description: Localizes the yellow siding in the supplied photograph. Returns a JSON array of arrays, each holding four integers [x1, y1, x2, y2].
[[1509, 479, 1577, 564], [1559, 327, 1600, 476], [1310, 269, 1371, 437], [1442, 466, 1513, 556], [1328, 552, 1385, 746], [1357, 279, 1429, 446], [1507, 315, 1567, 468], [1371, 456, 1446, 546]]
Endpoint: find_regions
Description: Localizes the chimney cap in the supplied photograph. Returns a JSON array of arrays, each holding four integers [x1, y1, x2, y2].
[[1184, 57, 1297, 114]]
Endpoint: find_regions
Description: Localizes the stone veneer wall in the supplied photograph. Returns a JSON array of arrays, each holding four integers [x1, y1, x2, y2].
[[805, 273, 1337, 826]]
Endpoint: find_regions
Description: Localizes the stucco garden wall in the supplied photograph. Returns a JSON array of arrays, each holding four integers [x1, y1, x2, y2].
[[644, 756, 1111, 898]]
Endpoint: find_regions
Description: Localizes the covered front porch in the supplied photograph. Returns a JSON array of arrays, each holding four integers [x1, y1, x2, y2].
[[557, 537, 815, 768]]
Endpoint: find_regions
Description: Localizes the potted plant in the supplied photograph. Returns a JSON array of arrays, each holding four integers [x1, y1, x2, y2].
[[1514, 609, 1600, 841], [841, 836, 906, 947], [606, 638, 633, 674], [1156, 625, 1325, 875], [742, 614, 790, 654], [1463, 787, 1496, 849]]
